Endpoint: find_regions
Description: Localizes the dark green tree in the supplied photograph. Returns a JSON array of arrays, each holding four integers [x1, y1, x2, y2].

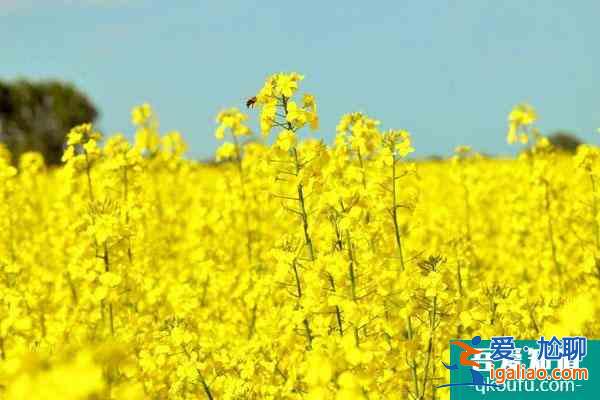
[[548, 131, 583, 153], [0, 80, 98, 165]]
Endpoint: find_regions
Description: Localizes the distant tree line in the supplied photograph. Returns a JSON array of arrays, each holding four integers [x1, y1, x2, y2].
[[547, 131, 582, 153], [0, 80, 98, 165]]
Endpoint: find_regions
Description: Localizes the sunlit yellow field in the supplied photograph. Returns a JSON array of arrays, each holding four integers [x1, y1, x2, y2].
[[0, 73, 598, 399]]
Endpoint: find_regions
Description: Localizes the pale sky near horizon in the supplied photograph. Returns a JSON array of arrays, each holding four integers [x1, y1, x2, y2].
[[2, 1, 600, 159]]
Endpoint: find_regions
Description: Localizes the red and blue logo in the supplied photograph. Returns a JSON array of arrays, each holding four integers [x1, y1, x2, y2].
[[437, 336, 501, 389]]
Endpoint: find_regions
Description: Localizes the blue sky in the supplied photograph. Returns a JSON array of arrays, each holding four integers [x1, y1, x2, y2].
[[2, 0, 599, 159]]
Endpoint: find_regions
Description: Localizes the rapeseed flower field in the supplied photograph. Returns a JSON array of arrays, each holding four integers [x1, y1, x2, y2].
[[0, 72, 598, 399]]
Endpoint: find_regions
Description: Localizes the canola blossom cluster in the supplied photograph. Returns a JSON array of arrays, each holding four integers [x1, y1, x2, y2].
[[0, 73, 599, 399]]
